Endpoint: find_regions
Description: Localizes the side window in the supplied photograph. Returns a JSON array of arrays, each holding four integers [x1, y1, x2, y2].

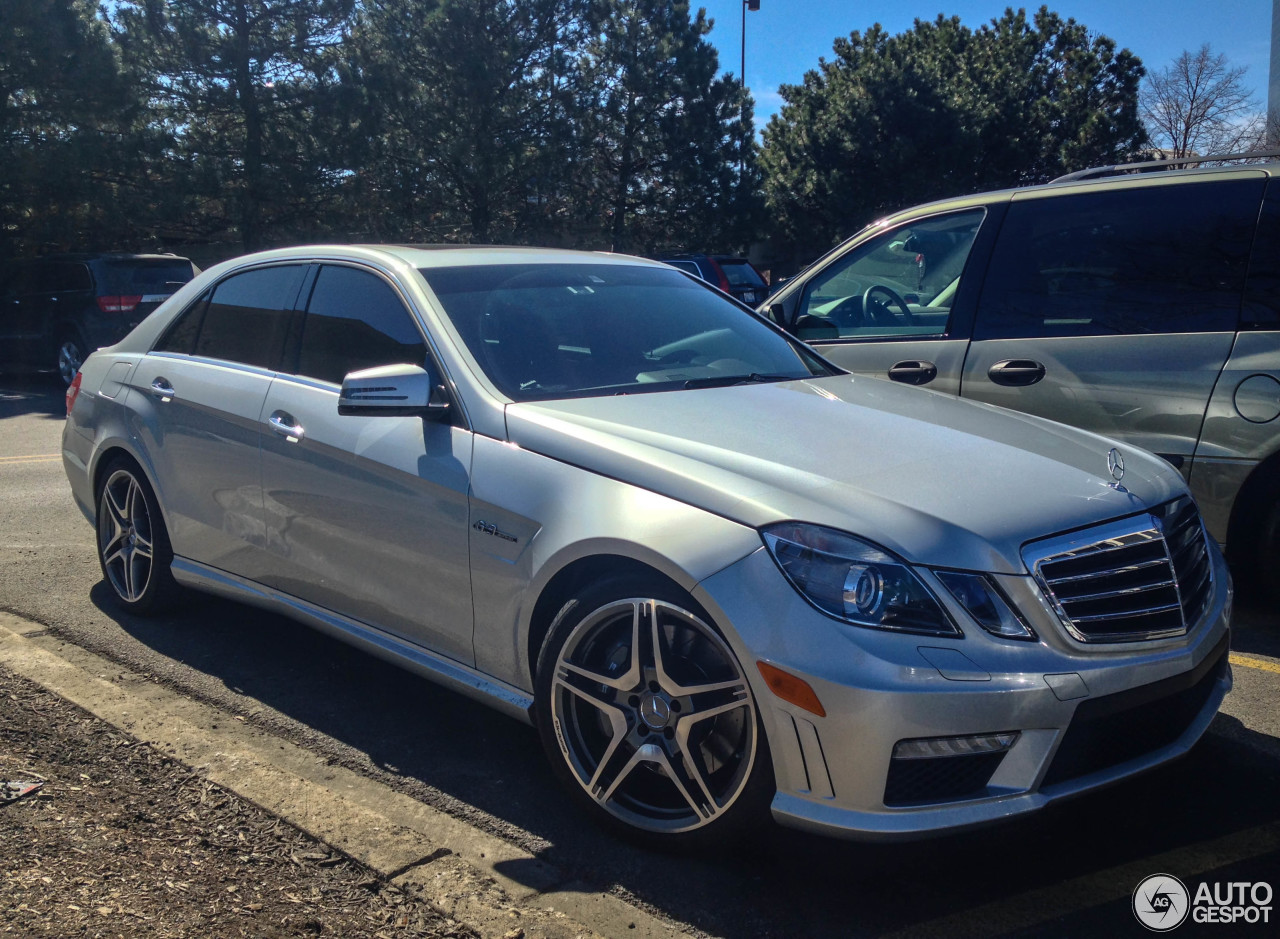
[[55, 262, 91, 291], [1243, 178, 1280, 330], [976, 179, 1262, 339], [193, 265, 303, 369], [30, 262, 62, 294], [153, 293, 210, 354], [795, 209, 985, 342], [295, 266, 427, 385], [667, 260, 702, 279]]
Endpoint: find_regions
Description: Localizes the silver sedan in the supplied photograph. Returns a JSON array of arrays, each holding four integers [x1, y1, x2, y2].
[[62, 245, 1231, 846]]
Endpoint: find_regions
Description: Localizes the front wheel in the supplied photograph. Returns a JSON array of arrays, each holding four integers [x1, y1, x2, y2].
[[96, 459, 178, 614], [534, 577, 772, 848]]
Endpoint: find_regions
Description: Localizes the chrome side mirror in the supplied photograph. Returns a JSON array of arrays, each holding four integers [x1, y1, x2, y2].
[[338, 363, 450, 420]]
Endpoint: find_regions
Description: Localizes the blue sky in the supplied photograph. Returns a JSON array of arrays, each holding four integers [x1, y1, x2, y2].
[[697, 1, 1274, 129]]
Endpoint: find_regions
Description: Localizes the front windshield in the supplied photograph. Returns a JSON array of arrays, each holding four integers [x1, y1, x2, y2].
[[420, 262, 833, 401]]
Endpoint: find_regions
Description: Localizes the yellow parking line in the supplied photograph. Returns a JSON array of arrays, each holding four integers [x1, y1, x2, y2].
[[1230, 653, 1280, 675], [0, 454, 61, 465]]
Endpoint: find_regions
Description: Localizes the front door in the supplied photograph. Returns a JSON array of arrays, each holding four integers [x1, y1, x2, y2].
[[786, 208, 992, 395], [258, 263, 475, 663]]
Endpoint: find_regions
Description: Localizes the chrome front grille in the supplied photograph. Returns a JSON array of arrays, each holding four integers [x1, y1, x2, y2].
[[1023, 498, 1213, 643]]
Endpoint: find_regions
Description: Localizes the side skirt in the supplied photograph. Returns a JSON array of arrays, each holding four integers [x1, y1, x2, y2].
[[169, 557, 535, 725]]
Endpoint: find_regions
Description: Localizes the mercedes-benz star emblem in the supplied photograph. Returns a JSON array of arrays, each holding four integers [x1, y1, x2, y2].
[[1107, 447, 1126, 487]]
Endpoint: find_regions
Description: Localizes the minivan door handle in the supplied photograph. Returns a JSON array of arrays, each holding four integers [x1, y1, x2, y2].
[[987, 359, 1046, 387], [887, 360, 938, 385], [150, 378, 175, 400]]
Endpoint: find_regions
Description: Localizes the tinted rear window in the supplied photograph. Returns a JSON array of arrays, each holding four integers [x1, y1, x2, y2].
[[718, 261, 766, 288], [192, 265, 303, 369], [100, 259, 196, 296]]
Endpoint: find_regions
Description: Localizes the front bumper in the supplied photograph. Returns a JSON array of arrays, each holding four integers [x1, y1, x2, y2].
[[692, 544, 1232, 841]]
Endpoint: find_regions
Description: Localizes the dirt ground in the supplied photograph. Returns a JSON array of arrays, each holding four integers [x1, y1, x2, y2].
[[0, 666, 481, 939]]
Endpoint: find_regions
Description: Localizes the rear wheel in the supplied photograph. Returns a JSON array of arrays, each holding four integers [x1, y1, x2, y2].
[[96, 459, 178, 614], [534, 576, 772, 849], [56, 332, 87, 386]]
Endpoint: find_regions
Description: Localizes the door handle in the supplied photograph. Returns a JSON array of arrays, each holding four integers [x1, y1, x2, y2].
[[268, 411, 305, 441], [887, 360, 938, 385], [150, 378, 175, 400], [987, 359, 1046, 387]]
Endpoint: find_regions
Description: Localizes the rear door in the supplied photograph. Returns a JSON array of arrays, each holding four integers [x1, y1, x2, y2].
[[258, 263, 475, 663], [129, 263, 305, 575], [960, 176, 1263, 469]]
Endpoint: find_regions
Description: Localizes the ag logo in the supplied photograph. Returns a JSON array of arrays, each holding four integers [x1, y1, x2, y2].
[[1133, 874, 1190, 931]]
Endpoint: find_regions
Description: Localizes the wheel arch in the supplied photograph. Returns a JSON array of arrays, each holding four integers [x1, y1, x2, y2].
[[1224, 446, 1280, 578], [89, 441, 167, 528], [524, 552, 697, 689]]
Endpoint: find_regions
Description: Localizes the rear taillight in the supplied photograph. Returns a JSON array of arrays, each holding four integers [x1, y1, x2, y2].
[[707, 259, 731, 293], [97, 295, 143, 313], [65, 372, 83, 415]]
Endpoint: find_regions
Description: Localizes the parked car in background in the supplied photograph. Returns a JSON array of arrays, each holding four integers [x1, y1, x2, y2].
[[63, 244, 1229, 846], [762, 154, 1280, 591], [1, 253, 198, 384], [661, 253, 770, 305]]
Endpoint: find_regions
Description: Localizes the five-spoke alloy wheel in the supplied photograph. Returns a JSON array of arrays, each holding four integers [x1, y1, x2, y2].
[[95, 460, 177, 613], [536, 581, 770, 845]]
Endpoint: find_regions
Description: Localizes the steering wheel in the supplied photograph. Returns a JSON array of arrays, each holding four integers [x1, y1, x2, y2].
[[826, 295, 865, 327], [862, 285, 915, 325]]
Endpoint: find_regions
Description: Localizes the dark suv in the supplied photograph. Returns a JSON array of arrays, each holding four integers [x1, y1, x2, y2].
[[1, 253, 198, 384], [761, 153, 1280, 588], [661, 254, 770, 305]]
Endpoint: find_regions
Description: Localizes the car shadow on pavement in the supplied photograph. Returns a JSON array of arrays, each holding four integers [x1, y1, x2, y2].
[[91, 580, 1280, 939], [0, 374, 67, 421]]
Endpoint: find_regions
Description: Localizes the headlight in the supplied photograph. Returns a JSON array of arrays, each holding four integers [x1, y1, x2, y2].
[[761, 522, 960, 636], [934, 571, 1036, 640]]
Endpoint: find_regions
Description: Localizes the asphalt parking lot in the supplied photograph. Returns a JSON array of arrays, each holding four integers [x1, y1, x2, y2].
[[2, 373, 1278, 937]]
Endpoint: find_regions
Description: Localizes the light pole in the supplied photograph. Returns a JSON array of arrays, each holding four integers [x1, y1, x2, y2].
[[740, 1, 759, 176], [741, 0, 759, 92]]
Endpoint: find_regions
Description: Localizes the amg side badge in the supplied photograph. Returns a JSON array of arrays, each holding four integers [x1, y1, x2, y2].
[[473, 519, 518, 543]]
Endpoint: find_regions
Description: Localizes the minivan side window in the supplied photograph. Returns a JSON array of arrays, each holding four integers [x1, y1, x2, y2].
[[793, 210, 985, 342], [1242, 178, 1280, 329], [293, 265, 427, 385], [975, 179, 1263, 339], [191, 265, 304, 369]]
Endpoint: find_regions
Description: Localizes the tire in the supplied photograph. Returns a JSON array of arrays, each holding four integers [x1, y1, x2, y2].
[[95, 458, 179, 614], [534, 575, 773, 850], [1254, 491, 1280, 603], [56, 331, 87, 386]]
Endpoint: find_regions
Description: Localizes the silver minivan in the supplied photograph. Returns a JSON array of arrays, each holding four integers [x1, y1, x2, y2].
[[763, 158, 1280, 592]]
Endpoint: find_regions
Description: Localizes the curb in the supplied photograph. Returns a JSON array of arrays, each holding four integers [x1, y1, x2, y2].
[[0, 611, 684, 939]]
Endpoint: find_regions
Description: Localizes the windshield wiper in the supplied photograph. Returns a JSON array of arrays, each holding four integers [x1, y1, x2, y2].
[[682, 373, 796, 389]]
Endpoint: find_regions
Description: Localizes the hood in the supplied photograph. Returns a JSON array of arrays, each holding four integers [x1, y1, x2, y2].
[[504, 374, 1186, 574]]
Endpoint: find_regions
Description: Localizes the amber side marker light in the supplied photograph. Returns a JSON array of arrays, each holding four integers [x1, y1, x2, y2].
[[756, 661, 826, 717]]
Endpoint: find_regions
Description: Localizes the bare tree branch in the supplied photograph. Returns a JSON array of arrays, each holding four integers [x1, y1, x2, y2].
[[1141, 43, 1264, 158]]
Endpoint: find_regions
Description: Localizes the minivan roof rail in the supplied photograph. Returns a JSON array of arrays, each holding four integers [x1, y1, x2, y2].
[[1051, 149, 1280, 183]]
